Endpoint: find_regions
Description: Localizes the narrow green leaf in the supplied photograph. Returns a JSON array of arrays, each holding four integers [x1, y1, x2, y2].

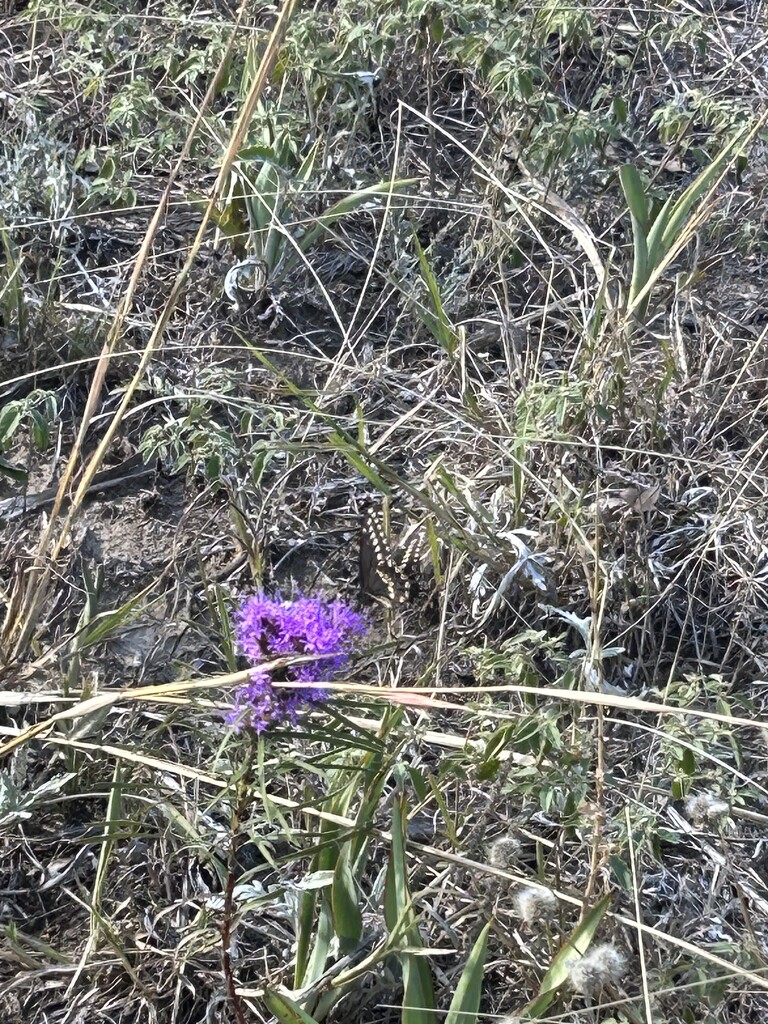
[[385, 798, 436, 1024], [644, 191, 676, 270], [293, 889, 316, 989], [296, 139, 321, 184], [302, 893, 334, 986], [263, 988, 322, 1024], [656, 127, 749, 255], [412, 229, 458, 354], [78, 579, 159, 649], [332, 848, 363, 952], [298, 178, 419, 253], [444, 920, 492, 1024], [327, 431, 391, 493], [522, 894, 611, 1018], [619, 165, 650, 233]]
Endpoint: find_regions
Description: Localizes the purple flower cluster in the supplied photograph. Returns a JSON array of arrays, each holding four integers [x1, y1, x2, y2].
[[230, 593, 366, 732]]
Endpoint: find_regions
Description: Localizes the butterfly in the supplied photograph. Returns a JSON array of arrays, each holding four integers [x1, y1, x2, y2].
[[359, 506, 423, 605]]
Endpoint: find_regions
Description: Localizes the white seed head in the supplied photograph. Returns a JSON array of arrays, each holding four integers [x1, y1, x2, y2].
[[567, 942, 627, 996], [513, 885, 558, 925], [487, 835, 521, 869], [684, 793, 730, 825]]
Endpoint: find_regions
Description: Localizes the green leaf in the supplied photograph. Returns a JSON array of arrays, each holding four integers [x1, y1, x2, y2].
[[609, 854, 632, 891], [619, 165, 650, 233], [237, 144, 277, 163], [77, 578, 159, 649], [679, 746, 696, 776], [327, 431, 391, 493], [0, 455, 27, 481], [0, 402, 22, 447], [295, 139, 321, 185], [522, 894, 611, 1018], [302, 892, 334, 987], [94, 155, 115, 184], [263, 989, 322, 1024], [444, 920, 492, 1024], [332, 848, 363, 952], [412, 229, 459, 355], [385, 797, 436, 1024], [298, 178, 419, 254], [293, 889, 316, 989], [655, 127, 749, 255]]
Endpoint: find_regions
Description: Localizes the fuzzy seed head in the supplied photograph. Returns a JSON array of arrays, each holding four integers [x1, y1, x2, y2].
[[487, 835, 521, 869], [513, 885, 558, 925], [567, 942, 627, 997], [684, 792, 730, 825]]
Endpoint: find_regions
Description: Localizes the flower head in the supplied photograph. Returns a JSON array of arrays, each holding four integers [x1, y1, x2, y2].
[[230, 593, 366, 731], [567, 942, 627, 997]]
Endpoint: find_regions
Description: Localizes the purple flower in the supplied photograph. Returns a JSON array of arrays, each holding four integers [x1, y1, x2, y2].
[[229, 594, 366, 731]]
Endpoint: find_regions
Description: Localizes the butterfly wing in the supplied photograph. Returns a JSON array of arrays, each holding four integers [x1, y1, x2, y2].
[[392, 529, 423, 601], [359, 508, 401, 602], [360, 508, 421, 604]]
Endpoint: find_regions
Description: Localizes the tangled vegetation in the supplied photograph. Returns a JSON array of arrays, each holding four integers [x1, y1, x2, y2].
[[2, 1, 768, 1022]]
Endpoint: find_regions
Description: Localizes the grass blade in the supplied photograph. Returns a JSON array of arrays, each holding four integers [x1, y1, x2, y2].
[[444, 919, 493, 1024]]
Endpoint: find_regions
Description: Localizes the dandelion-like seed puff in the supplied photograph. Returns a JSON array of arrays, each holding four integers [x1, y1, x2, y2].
[[513, 885, 558, 926], [230, 593, 366, 732], [567, 942, 627, 997]]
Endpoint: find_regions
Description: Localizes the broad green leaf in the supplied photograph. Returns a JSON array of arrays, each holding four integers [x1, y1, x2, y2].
[[94, 155, 115, 184], [0, 402, 22, 446], [444, 920, 492, 1024], [30, 408, 50, 450], [609, 854, 632, 891], [0, 455, 26, 481], [237, 143, 277, 163]]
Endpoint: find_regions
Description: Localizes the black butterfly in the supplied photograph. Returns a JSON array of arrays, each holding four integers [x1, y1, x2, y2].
[[359, 507, 422, 604]]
